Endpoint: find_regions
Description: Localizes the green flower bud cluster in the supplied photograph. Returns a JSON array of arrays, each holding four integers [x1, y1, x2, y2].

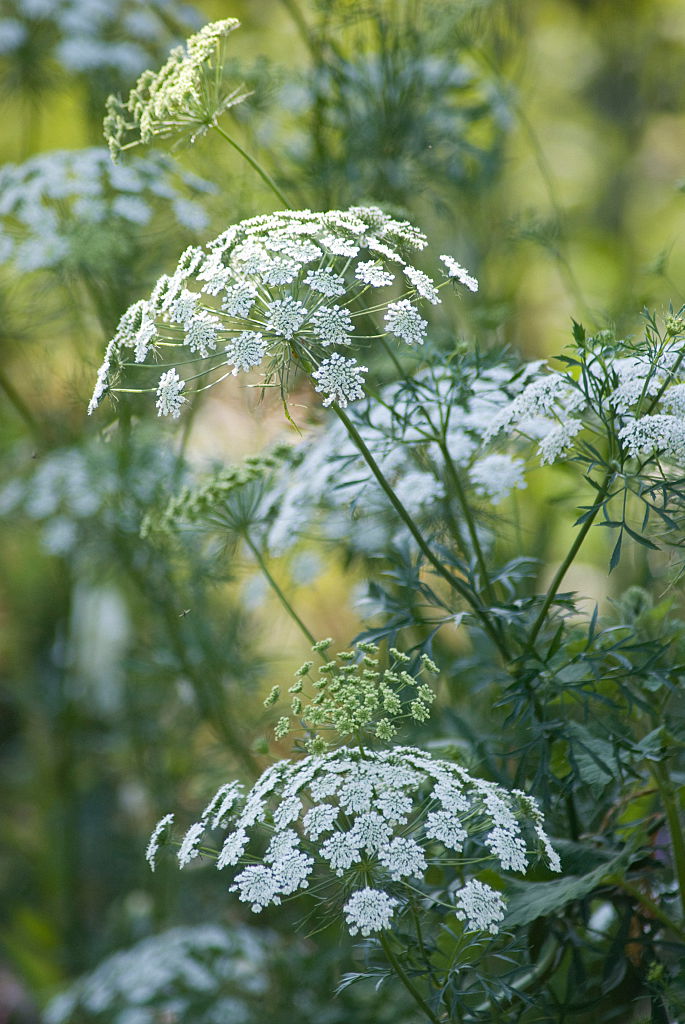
[[141, 444, 291, 539], [265, 640, 439, 752], [104, 19, 251, 159]]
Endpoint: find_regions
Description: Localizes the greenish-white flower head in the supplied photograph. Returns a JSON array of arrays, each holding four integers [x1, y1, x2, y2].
[[88, 205, 477, 419], [264, 639, 439, 751], [44, 924, 269, 1024], [149, 746, 560, 939], [104, 18, 250, 158]]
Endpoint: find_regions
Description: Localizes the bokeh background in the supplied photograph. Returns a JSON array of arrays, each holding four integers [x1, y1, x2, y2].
[[2, 0, 685, 1019]]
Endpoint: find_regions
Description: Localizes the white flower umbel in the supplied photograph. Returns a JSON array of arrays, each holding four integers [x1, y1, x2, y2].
[[470, 454, 526, 504], [152, 745, 560, 938], [225, 332, 268, 375], [384, 299, 428, 345], [155, 369, 186, 418], [343, 888, 399, 936], [0, 148, 212, 274], [88, 207, 478, 418], [312, 354, 368, 408], [146, 813, 174, 871], [43, 924, 271, 1024], [440, 254, 479, 292], [103, 19, 250, 157], [454, 879, 506, 934]]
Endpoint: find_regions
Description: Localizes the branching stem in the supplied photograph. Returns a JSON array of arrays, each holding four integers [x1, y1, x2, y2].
[[334, 406, 511, 660]]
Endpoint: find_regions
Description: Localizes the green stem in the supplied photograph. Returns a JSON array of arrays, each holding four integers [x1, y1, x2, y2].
[[527, 470, 613, 646], [0, 368, 44, 442], [438, 439, 498, 606], [334, 406, 510, 660], [243, 536, 317, 647], [213, 124, 292, 209], [607, 877, 685, 943], [378, 934, 441, 1024], [652, 762, 685, 920]]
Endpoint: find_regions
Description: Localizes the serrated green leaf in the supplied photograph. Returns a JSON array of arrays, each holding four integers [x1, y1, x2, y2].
[[503, 849, 631, 927]]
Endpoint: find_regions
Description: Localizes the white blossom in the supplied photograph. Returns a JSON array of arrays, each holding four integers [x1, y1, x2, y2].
[[304, 267, 347, 296], [425, 810, 467, 851], [178, 821, 205, 867], [222, 282, 257, 317], [230, 865, 283, 912], [440, 254, 479, 292], [404, 265, 441, 304], [355, 260, 395, 287], [225, 332, 268, 375], [312, 354, 368, 408], [618, 415, 685, 463], [454, 879, 506, 934], [384, 300, 428, 346], [343, 888, 399, 936], [155, 369, 186, 418], [377, 837, 427, 880], [266, 297, 308, 339], [146, 813, 174, 871], [309, 304, 354, 346], [537, 419, 583, 465], [470, 454, 526, 504]]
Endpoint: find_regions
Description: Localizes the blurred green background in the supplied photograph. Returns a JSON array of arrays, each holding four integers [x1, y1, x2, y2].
[[2, 0, 685, 1019]]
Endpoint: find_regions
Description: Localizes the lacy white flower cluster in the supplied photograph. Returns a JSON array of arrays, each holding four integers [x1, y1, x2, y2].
[[0, 434, 178, 556], [485, 321, 685, 471], [264, 359, 541, 559], [104, 18, 250, 157], [0, 148, 212, 273], [0, 0, 200, 81], [148, 746, 560, 939], [44, 924, 268, 1024], [88, 206, 477, 417], [484, 369, 587, 466]]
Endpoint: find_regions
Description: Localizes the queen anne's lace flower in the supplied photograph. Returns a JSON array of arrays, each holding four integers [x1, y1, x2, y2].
[[156, 369, 186, 418], [43, 924, 270, 1024], [153, 745, 559, 937], [146, 813, 174, 871], [343, 888, 399, 936], [384, 300, 428, 345], [88, 207, 477, 419], [454, 879, 506, 934], [312, 354, 368, 408], [440, 254, 479, 292], [225, 332, 268, 375], [103, 19, 250, 157]]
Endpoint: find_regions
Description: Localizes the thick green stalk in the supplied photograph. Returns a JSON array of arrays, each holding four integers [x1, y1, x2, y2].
[[213, 124, 292, 209], [334, 406, 510, 660], [378, 934, 441, 1024]]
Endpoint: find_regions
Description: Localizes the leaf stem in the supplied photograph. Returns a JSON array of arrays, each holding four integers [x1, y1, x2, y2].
[[213, 123, 292, 209]]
